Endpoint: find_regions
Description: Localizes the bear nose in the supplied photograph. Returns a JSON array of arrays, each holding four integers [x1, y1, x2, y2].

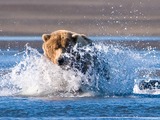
[[57, 57, 64, 65]]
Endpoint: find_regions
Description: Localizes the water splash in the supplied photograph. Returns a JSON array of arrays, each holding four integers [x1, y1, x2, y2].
[[1, 43, 160, 97]]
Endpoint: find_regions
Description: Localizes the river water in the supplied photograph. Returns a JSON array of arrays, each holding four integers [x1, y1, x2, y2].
[[0, 36, 160, 119]]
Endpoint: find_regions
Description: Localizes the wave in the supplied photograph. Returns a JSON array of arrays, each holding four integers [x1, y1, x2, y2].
[[1, 42, 160, 97]]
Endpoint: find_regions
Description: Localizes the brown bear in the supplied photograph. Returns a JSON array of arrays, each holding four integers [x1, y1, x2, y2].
[[42, 30, 110, 94], [42, 30, 92, 73]]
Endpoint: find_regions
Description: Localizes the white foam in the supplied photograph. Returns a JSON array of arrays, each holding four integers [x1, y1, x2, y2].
[[133, 84, 160, 95], [0, 45, 109, 97], [1, 43, 160, 97]]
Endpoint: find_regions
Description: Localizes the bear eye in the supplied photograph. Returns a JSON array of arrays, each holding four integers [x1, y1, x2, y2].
[[54, 44, 61, 50], [54, 47, 59, 50], [46, 45, 52, 49]]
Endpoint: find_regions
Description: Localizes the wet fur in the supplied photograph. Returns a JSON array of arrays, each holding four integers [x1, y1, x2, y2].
[[42, 30, 92, 73]]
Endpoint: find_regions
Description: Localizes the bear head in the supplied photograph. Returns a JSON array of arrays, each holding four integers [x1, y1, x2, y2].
[[42, 30, 92, 65]]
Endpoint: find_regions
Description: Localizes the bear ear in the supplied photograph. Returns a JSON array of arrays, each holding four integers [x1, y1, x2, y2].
[[42, 34, 51, 42], [72, 33, 92, 44], [72, 33, 78, 43], [81, 34, 92, 43]]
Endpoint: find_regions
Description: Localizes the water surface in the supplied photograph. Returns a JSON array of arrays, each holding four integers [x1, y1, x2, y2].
[[0, 36, 160, 119]]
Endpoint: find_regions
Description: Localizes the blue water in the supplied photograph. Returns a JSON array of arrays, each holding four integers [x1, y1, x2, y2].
[[0, 36, 160, 119], [0, 96, 160, 119], [0, 36, 160, 41]]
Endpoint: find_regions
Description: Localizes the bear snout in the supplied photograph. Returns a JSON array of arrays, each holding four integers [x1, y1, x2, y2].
[[57, 56, 65, 65], [57, 55, 70, 66]]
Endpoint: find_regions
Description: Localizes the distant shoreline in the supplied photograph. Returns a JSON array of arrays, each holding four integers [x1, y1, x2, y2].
[[0, 0, 160, 36]]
